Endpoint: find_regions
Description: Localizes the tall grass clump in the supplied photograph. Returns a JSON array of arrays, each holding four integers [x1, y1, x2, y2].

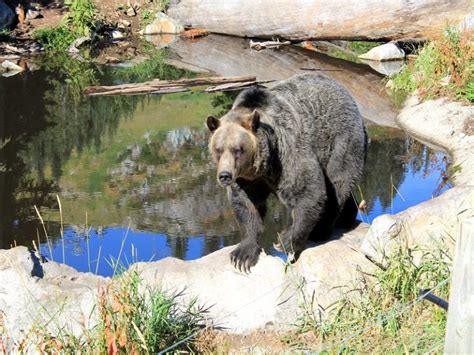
[[33, 271, 207, 353], [390, 26, 473, 103], [33, 0, 97, 51], [289, 242, 452, 353]]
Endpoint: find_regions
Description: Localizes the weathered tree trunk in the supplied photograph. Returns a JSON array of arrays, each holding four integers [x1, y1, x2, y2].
[[168, 0, 473, 41], [83, 76, 258, 96]]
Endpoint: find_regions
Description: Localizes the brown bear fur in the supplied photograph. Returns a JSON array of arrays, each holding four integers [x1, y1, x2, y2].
[[206, 74, 367, 273]]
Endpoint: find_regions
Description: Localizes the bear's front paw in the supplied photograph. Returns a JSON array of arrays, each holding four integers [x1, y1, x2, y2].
[[230, 242, 262, 273]]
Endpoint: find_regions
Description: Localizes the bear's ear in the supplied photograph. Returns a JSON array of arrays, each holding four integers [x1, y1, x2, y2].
[[206, 115, 220, 132], [242, 109, 260, 132]]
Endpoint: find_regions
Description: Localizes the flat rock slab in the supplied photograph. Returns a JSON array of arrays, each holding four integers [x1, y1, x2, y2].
[[0, 247, 107, 343], [397, 97, 474, 186], [130, 223, 371, 333]]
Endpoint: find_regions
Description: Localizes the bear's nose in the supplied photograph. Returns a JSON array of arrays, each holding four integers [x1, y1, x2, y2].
[[218, 171, 233, 185]]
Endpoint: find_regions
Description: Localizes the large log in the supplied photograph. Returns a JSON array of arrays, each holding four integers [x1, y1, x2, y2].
[[83, 76, 257, 96], [168, 0, 473, 41], [167, 35, 398, 127]]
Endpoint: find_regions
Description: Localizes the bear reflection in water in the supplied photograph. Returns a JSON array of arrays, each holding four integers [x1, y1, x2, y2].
[[206, 74, 367, 273]]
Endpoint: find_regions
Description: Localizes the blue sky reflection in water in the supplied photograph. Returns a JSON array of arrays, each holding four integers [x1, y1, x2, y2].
[[40, 227, 217, 277]]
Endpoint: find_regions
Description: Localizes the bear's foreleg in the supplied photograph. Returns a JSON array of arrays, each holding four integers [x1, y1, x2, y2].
[[228, 181, 270, 273], [276, 160, 327, 258]]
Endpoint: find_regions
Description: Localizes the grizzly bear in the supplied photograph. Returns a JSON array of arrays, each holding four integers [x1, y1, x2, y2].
[[206, 74, 367, 273]]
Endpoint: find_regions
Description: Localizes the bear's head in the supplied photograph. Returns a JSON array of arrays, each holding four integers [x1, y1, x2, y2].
[[206, 109, 260, 187]]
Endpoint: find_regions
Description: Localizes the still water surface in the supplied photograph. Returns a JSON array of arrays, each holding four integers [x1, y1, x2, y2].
[[0, 55, 451, 276]]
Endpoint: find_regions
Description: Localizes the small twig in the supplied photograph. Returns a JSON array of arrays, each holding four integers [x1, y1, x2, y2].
[[250, 39, 291, 51], [300, 67, 343, 72]]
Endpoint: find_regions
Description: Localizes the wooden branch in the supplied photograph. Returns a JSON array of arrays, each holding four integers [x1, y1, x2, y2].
[[300, 67, 343, 72], [205, 79, 274, 92], [83, 76, 256, 96], [249, 39, 291, 51], [445, 218, 474, 354]]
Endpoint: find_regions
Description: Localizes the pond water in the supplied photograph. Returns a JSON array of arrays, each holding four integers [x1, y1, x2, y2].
[[0, 50, 451, 277]]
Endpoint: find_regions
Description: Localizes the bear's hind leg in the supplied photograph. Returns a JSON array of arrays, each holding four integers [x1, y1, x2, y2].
[[276, 160, 327, 258], [334, 196, 358, 229]]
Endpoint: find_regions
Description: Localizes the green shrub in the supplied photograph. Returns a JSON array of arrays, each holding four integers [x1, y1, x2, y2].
[[33, 0, 98, 51], [389, 27, 474, 103]]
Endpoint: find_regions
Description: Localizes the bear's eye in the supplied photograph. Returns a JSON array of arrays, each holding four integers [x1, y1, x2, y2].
[[233, 147, 244, 157]]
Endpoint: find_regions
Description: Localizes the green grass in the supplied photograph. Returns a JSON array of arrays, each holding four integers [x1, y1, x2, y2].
[[31, 271, 207, 353], [389, 26, 473, 103], [327, 41, 382, 63], [33, 0, 97, 51], [113, 51, 195, 83], [349, 41, 383, 55], [0, 28, 11, 40], [287, 241, 451, 353]]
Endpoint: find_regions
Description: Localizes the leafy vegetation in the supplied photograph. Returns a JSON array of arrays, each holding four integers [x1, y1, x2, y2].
[[327, 41, 382, 63], [0, 28, 11, 40], [28, 272, 207, 353], [390, 27, 473, 103], [33, 0, 98, 51], [113, 50, 195, 83], [287, 242, 451, 353], [348, 41, 383, 55]]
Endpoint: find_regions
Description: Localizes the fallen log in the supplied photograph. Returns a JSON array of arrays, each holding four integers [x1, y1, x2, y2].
[[205, 79, 274, 92], [83, 76, 256, 96], [168, 0, 473, 41]]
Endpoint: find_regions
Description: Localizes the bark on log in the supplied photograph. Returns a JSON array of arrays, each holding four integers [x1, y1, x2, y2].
[[167, 34, 398, 127], [168, 0, 473, 41], [83, 76, 256, 96]]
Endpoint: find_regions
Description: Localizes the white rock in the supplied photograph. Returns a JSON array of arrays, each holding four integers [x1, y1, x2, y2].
[[360, 59, 404, 76], [26, 8, 41, 20], [144, 12, 184, 35], [1, 60, 24, 72], [397, 98, 474, 186], [0, 247, 107, 343], [111, 30, 125, 39], [130, 246, 289, 333], [360, 214, 400, 261], [358, 42, 405, 61]]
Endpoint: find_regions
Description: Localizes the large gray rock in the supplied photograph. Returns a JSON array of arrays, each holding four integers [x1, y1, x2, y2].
[[0, 247, 107, 346], [362, 187, 474, 261], [130, 223, 372, 333], [362, 97, 474, 262], [0, 1, 14, 30], [397, 97, 474, 186]]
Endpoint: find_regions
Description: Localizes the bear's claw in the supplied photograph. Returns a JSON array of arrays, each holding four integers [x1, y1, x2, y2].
[[230, 243, 262, 273]]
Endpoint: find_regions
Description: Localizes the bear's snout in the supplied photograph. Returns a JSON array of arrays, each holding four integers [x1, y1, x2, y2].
[[218, 171, 233, 186]]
